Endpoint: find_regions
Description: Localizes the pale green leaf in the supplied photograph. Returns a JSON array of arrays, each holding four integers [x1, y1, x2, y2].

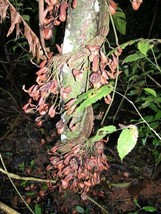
[[75, 206, 85, 213], [113, 7, 126, 35], [144, 88, 157, 97], [142, 206, 156, 212], [154, 111, 161, 120], [34, 204, 42, 214], [75, 85, 113, 112], [110, 182, 130, 188], [138, 39, 153, 55], [117, 125, 138, 161], [87, 125, 116, 144], [123, 52, 145, 63], [22, 15, 30, 22]]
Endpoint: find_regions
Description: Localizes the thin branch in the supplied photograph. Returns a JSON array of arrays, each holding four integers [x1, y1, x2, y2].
[[0, 167, 56, 183], [148, 0, 159, 38], [115, 91, 161, 141], [0, 201, 21, 214], [87, 196, 109, 214], [0, 154, 35, 214]]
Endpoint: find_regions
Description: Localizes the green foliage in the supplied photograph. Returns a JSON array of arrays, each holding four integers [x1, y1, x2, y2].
[[119, 39, 161, 163], [75, 206, 86, 214], [117, 125, 138, 161], [113, 7, 126, 35], [74, 85, 113, 112], [141, 206, 157, 212], [87, 125, 116, 144], [132, 199, 157, 213], [137, 39, 153, 56], [34, 204, 42, 214]]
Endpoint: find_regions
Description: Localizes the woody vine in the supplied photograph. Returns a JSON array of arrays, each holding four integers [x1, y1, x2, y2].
[[0, 0, 145, 196]]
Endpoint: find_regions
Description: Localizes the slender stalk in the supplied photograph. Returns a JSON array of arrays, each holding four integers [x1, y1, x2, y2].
[[115, 91, 161, 141], [87, 196, 109, 214], [0, 154, 35, 214], [0, 167, 56, 183]]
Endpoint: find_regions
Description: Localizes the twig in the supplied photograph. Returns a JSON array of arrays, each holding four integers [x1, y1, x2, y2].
[[115, 91, 161, 141], [0, 154, 35, 214], [148, 0, 159, 38], [146, 73, 161, 88], [0, 167, 56, 183], [87, 196, 109, 214], [0, 201, 21, 214]]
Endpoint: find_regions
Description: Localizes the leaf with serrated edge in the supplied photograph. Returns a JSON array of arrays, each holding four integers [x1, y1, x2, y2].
[[117, 125, 138, 161]]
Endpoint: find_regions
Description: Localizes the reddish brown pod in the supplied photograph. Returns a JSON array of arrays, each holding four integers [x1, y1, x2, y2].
[[59, 2, 68, 22], [72, 0, 77, 8], [131, 0, 143, 11], [109, 0, 117, 15]]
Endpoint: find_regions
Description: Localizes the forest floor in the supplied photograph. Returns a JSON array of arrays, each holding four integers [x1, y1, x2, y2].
[[0, 88, 161, 214]]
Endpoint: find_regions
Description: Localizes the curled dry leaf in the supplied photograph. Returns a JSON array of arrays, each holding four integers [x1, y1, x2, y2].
[[39, 59, 48, 68], [43, 28, 53, 40], [90, 72, 101, 88], [7, 4, 21, 37], [92, 55, 99, 72], [48, 104, 56, 118], [59, 2, 68, 22], [56, 119, 65, 134], [36, 66, 48, 76], [47, 141, 109, 193], [56, 44, 62, 54], [35, 116, 43, 127], [109, 0, 117, 15], [65, 98, 77, 114], [37, 103, 49, 116], [60, 86, 72, 99], [131, 0, 143, 10], [104, 94, 112, 104], [72, 68, 83, 80], [72, 0, 77, 8], [0, 0, 9, 23], [87, 45, 100, 62], [61, 179, 69, 189]]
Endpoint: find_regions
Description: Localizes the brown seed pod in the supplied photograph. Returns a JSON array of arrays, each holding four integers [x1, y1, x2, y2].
[[131, 0, 143, 11]]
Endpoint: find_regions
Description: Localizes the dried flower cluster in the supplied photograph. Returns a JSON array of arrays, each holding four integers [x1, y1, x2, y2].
[[42, 0, 70, 40], [46, 141, 109, 193]]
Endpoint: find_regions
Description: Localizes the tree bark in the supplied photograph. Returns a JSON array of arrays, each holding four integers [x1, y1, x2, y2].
[[59, 0, 110, 144]]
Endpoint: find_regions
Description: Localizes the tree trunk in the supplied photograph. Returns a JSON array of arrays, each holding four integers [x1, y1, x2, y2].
[[59, 0, 109, 145]]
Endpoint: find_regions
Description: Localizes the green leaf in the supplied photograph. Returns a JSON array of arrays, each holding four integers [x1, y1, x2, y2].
[[26, 192, 35, 196], [110, 182, 130, 188], [138, 39, 153, 55], [34, 204, 42, 214], [75, 206, 85, 214], [142, 206, 156, 212], [74, 85, 113, 112], [154, 111, 161, 120], [113, 7, 126, 35], [87, 125, 116, 144], [143, 115, 154, 123], [117, 125, 138, 161], [123, 52, 145, 63], [22, 14, 30, 22], [144, 88, 157, 97]]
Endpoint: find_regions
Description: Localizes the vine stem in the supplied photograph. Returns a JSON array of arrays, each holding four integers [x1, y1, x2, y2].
[[115, 91, 161, 141], [101, 2, 119, 125], [87, 196, 109, 214], [0, 201, 20, 214]]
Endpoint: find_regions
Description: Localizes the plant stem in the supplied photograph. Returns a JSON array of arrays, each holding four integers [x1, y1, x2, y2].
[[0, 154, 35, 214], [115, 91, 161, 141], [87, 196, 109, 214]]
